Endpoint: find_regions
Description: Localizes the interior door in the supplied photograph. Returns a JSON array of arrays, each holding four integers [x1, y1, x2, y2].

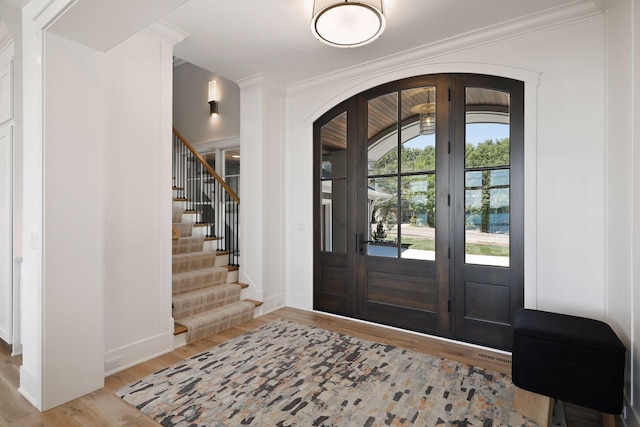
[[356, 77, 450, 335]]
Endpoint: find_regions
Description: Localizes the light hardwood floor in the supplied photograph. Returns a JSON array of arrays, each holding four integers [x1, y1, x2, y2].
[[0, 307, 623, 426]]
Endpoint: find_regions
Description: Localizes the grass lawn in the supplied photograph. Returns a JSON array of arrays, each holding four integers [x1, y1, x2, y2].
[[401, 237, 509, 257]]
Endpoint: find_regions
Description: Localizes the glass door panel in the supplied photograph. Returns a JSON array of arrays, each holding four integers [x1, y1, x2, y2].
[[223, 148, 240, 196], [400, 86, 437, 260], [464, 87, 511, 267], [321, 112, 348, 253], [367, 92, 398, 257]]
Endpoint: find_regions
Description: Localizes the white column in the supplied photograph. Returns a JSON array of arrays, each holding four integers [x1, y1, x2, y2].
[[237, 75, 286, 312]]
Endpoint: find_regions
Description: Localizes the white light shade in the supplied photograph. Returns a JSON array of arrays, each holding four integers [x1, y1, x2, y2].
[[208, 80, 217, 102], [311, 0, 386, 48]]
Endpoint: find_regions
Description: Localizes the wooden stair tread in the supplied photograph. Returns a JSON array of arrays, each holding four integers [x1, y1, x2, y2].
[[173, 197, 190, 202], [245, 299, 263, 307], [172, 186, 184, 191], [225, 265, 239, 272], [193, 223, 214, 227], [205, 237, 223, 241], [231, 281, 249, 289]]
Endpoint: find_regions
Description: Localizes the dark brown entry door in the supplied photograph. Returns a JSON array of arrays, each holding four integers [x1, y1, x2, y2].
[[451, 75, 524, 350], [314, 74, 523, 350], [356, 76, 451, 336]]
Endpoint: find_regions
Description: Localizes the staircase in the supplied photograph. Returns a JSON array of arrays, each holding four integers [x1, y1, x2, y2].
[[172, 128, 260, 345]]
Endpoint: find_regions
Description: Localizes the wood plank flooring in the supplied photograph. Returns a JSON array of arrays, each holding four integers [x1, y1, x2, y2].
[[0, 307, 623, 426]]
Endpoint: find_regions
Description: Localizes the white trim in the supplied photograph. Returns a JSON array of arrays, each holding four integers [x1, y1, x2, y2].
[[103, 330, 173, 376], [0, 32, 13, 54], [288, 63, 540, 313], [261, 294, 286, 314], [287, 0, 596, 96], [314, 308, 512, 355], [194, 135, 240, 152], [302, 63, 539, 126], [237, 73, 284, 92], [18, 365, 41, 410], [30, 0, 78, 30], [142, 20, 189, 45]]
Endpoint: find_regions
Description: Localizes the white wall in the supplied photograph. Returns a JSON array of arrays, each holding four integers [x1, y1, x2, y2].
[[20, 0, 181, 409], [237, 75, 286, 311], [42, 32, 105, 410], [173, 61, 240, 149], [20, 0, 52, 408], [0, 123, 12, 344], [0, 31, 14, 346], [606, 0, 634, 417], [0, 8, 24, 356], [607, 1, 640, 426], [103, 31, 174, 375], [283, 13, 607, 319]]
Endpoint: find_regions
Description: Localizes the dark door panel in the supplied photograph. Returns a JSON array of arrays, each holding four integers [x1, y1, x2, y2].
[[314, 74, 524, 351], [451, 75, 524, 350]]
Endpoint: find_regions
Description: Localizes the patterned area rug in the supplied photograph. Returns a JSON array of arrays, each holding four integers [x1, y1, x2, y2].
[[116, 320, 552, 426]]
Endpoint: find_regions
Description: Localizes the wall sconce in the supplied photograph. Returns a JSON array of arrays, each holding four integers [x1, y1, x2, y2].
[[208, 80, 219, 116]]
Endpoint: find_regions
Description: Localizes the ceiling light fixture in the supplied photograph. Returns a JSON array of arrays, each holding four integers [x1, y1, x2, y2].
[[410, 90, 436, 135], [311, 0, 386, 48]]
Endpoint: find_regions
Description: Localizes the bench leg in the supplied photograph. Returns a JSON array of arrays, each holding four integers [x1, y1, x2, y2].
[[513, 386, 553, 427], [602, 413, 616, 427]]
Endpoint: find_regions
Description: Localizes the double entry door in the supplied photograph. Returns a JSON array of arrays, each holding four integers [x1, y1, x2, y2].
[[313, 74, 524, 350]]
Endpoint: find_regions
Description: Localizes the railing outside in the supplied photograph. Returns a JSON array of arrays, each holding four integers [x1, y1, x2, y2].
[[172, 128, 240, 266]]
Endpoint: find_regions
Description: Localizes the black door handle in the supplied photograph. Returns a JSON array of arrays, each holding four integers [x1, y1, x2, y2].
[[358, 234, 373, 254]]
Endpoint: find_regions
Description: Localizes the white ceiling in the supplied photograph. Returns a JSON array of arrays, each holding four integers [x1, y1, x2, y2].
[[162, 0, 602, 87], [4, 0, 603, 87]]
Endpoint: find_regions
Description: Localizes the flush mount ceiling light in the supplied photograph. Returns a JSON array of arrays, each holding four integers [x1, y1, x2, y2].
[[311, 0, 386, 48]]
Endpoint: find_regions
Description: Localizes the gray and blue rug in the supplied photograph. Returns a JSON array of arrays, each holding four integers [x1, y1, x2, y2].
[[116, 320, 557, 426]]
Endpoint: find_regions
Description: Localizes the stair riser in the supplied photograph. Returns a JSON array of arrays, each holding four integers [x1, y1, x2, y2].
[[226, 269, 239, 283], [215, 255, 231, 267], [180, 212, 200, 224], [191, 225, 212, 238], [203, 240, 217, 252]]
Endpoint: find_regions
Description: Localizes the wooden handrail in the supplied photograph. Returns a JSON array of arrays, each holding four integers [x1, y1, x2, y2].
[[172, 224, 180, 240], [172, 127, 240, 205]]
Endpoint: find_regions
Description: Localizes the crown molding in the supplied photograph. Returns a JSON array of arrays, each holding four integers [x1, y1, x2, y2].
[[287, 0, 601, 96], [142, 20, 189, 45], [0, 21, 14, 54], [236, 73, 284, 93], [589, 0, 609, 12]]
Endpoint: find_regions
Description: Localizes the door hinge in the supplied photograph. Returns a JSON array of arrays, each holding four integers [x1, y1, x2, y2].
[[448, 88, 452, 101], [447, 141, 451, 154], [448, 300, 451, 312], [447, 194, 451, 206]]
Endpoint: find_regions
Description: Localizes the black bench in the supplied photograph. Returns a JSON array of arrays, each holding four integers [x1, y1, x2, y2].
[[512, 308, 625, 425]]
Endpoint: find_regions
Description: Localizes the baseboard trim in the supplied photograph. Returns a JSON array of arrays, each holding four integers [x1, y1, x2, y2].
[[624, 396, 640, 427], [18, 365, 41, 410], [104, 331, 173, 376], [262, 294, 285, 313]]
